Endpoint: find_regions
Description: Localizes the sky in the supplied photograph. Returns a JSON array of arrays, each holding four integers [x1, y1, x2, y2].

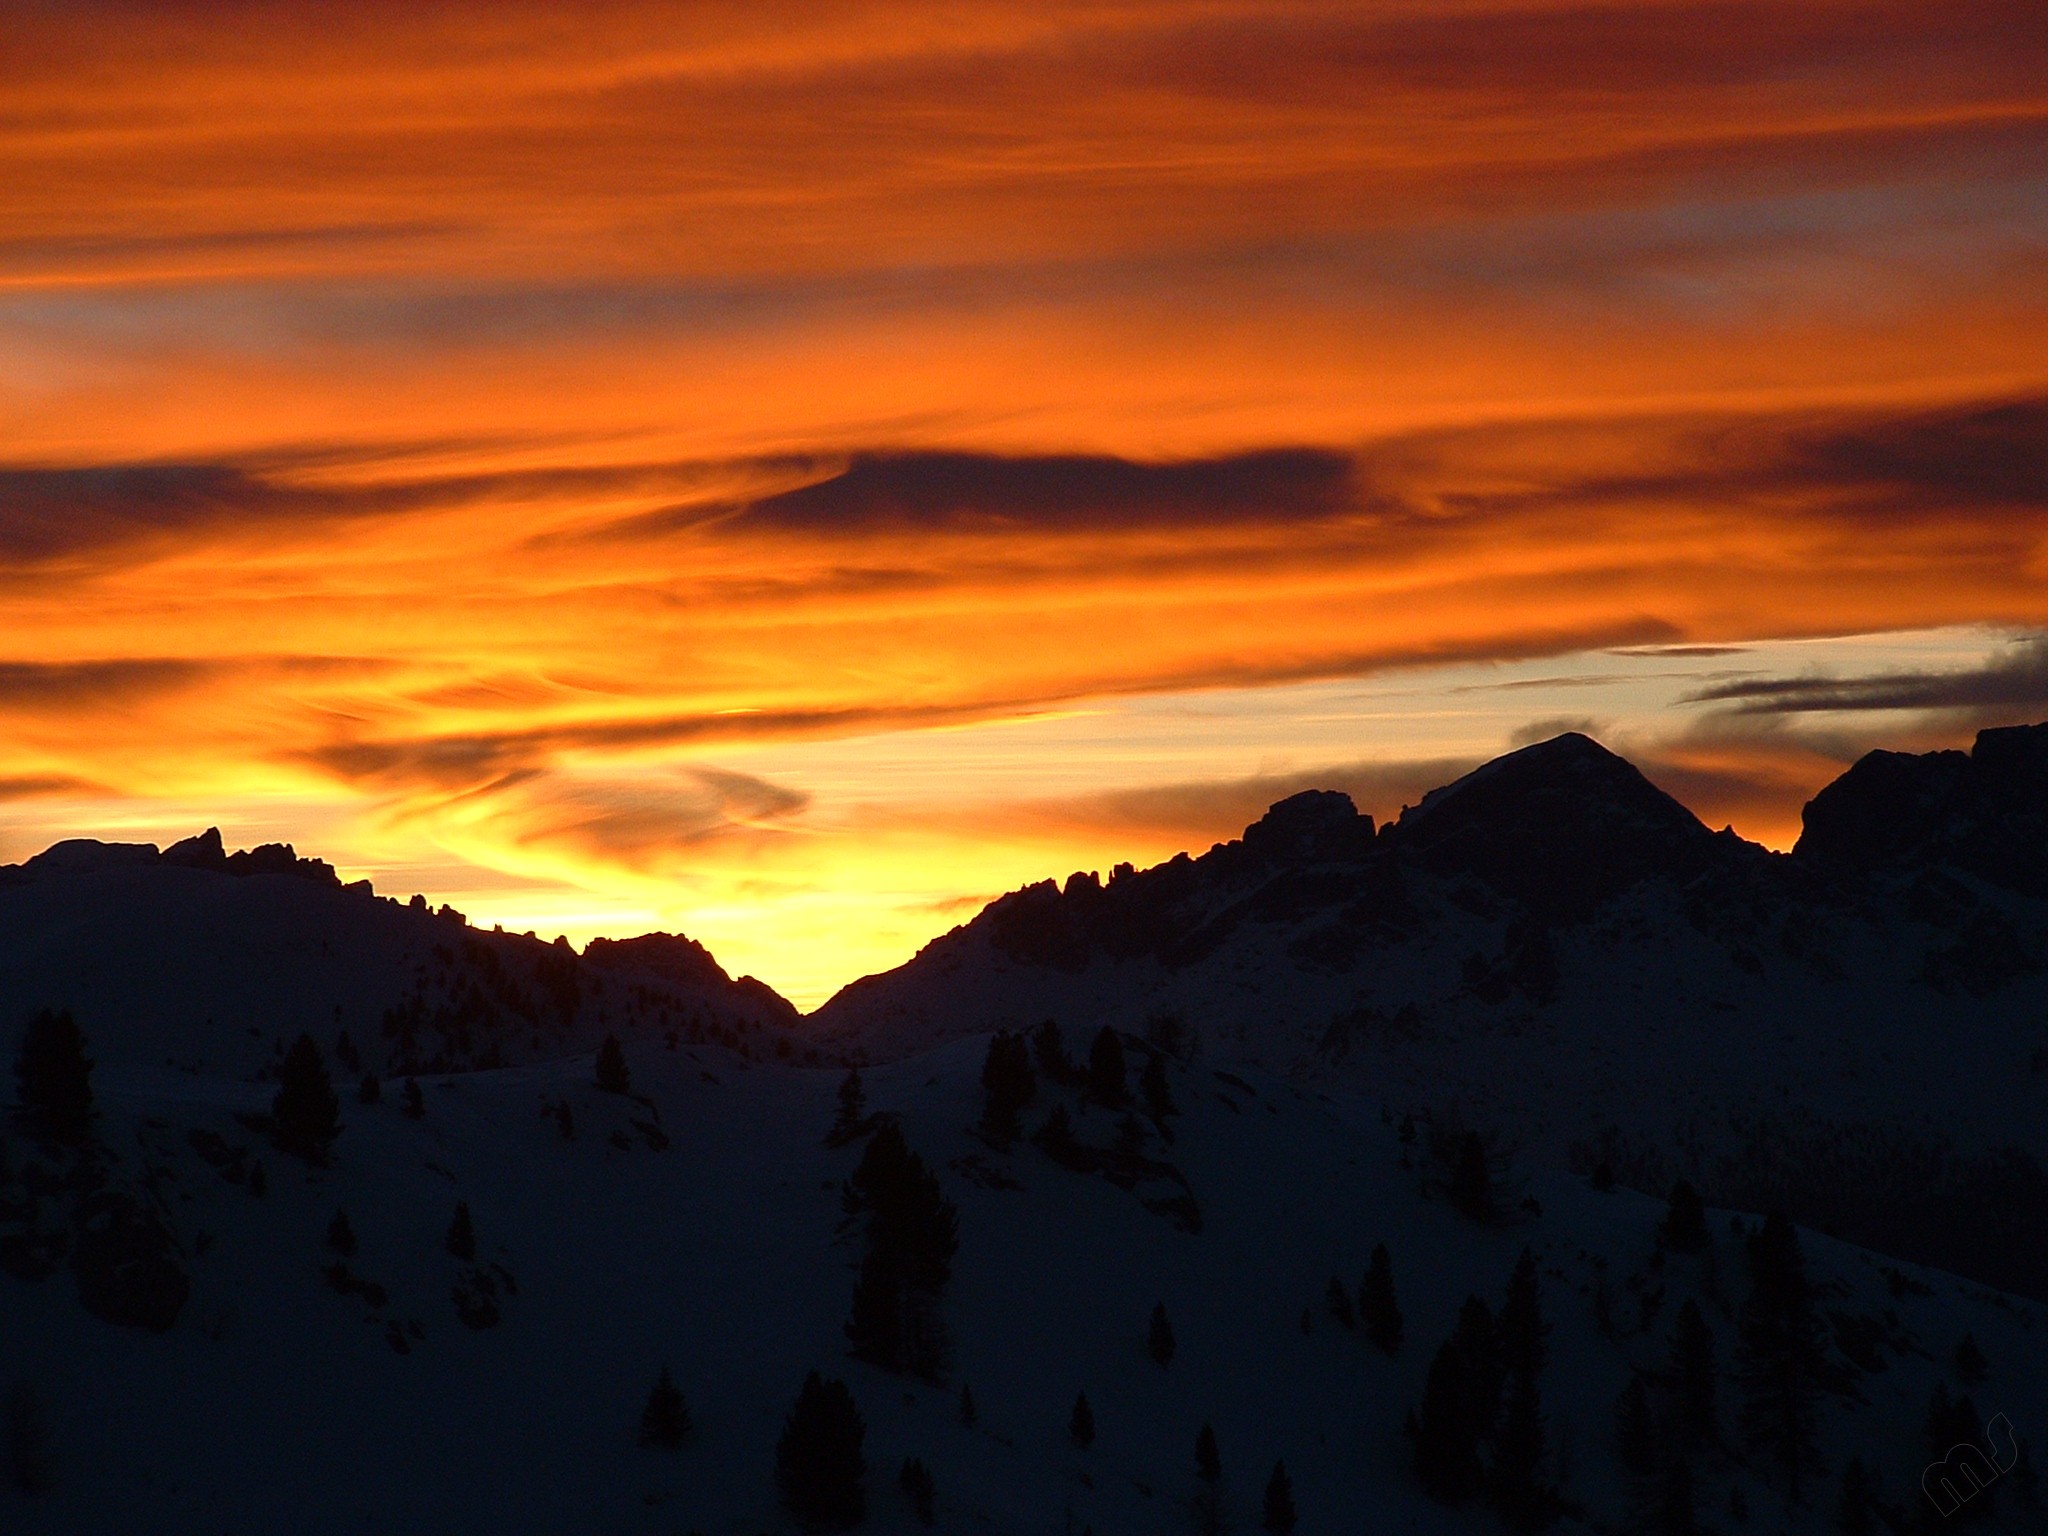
[[3, 1, 2046, 1006]]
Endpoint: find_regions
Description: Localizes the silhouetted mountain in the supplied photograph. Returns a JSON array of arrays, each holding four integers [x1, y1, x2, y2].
[[0, 831, 800, 1082], [1798, 722, 2048, 895], [1385, 732, 1751, 916], [815, 728, 2048, 1300]]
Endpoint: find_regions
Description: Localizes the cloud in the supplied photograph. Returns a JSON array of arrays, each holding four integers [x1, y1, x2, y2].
[[1684, 632, 2048, 717], [0, 658, 214, 713], [726, 448, 1357, 534]]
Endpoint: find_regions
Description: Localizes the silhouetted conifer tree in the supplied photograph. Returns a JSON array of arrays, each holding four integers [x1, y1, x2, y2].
[[1616, 1376, 1657, 1476], [15, 1008, 93, 1143], [1656, 1456, 1698, 1536], [4, 1381, 56, 1495], [1327, 1274, 1357, 1327], [1087, 1027, 1127, 1106], [1836, 1455, 1878, 1536], [1450, 1131, 1493, 1220], [1736, 1212, 1826, 1502], [1954, 1333, 1988, 1385], [272, 1033, 340, 1162], [843, 1124, 958, 1378], [334, 1028, 359, 1071], [446, 1201, 476, 1261], [1452, 1296, 1505, 1438], [594, 1033, 630, 1094], [828, 1066, 865, 1144], [898, 1456, 935, 1524], [1415, 1341, 1482, 1502], [1660, 1179, 1709, 1252], [979, 1032, 1034, 1144], [1031, 1018, 1076, 1083], [401, 1077, 425, 1118], [1669, 1299, 1717, 1449], [1140, 1050, 1176, 1121], [639, 1365, 690, 1447], [1149, 1302, 1177, 1366], [1196, 1422, 1221, 1484], [327, 1209, 356, 1257], [776, 1372, 866, 1531], [1499, 1249, 1547, 1381], [1032, 1104, 1081, 1164], [1262, 1459, 1297, 1533], [358, 1071, 381, 1105], [1362, 1243, 1403, 1355], [1491, 1371, 1550, 1528], [958, 1383, 976, 1427], [1069, 1392, 1095, 1448]]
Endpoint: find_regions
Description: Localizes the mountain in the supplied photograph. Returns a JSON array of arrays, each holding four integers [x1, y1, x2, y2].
[[4, 738, 2048, 1530], [812, 728, 2048, 1299], [0, 829, 802, 1085]]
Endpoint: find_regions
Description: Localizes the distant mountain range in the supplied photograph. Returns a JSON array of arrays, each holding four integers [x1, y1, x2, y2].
[[4, 728, 2047, 1530]]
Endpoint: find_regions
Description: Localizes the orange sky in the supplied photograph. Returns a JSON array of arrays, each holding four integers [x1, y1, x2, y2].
[[4, 1, 2046, 1004]]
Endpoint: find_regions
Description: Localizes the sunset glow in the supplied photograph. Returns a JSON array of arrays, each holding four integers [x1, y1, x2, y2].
[[5, 1, 2046, 1003]]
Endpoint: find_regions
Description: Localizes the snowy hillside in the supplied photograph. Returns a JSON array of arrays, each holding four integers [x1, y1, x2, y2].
[[810, 730, 2048, 1301], [4, 1022, 2043, 1532]]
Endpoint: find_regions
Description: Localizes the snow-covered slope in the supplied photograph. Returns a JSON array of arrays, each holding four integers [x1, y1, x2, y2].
[[4, 1027, 2042, 1533], [0, 830, 801, 1084], [809, 730, 2048, 1299]]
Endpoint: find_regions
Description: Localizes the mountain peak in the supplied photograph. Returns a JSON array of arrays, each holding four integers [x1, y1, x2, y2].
[[1796, 721, 2048, 893], [1389, 732, 1722, 914], [1241, 788, 1373, 862]]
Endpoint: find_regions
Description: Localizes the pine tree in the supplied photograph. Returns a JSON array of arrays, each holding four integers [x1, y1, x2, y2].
[[15, 1008, 94, 1143], [1362, 1243, 1404, 1355], [842, 1124, 958, 1378], [358, 1071, 381, 1105], [775, 1372, 866, 1531], [327, 1209, 357, 1257], [1140, 1051, 1176, 1121], [401, 1077, 425, 1119], [639, 1365, 690, 1448], [979, 1033, 1035, 1144], [1656, 1456, 1698, 1536], [958, 1383, 977, 1427], [1196, 1422, 1222, 1484], [1149, 1301, 1177, 1366], [1836, 1455, 1878, 1536], [828, 1066, 865, 1144], [1031, 1018, 1075, 1083], [1262, 1459, 1298, 1533], [1669, 1299, 1717, 1449], [898, 1457, 936, 1524], [1452, 1296, 1505, 1438], [1415, 1341, 1482, 1502], [1660, 1180, 1709, 1252], [1087, 1027, 1127, 1106], [1491, 1370, 1550, 1528], [446, 1200, 476, 1261], [3, 1381, 56, 1495], [1499, 1248, 1547, 1381], [1450, 1131, 1493, 1220], [1616, 1376, 1658, 1476], [1954, 1332, 1988, 1385], [594, 1033, 630, 1094], [1069, 1392, 1095, 1449], [1327, 1274, 1356, 1327], [1736, 1212, 1827, 1502], [272, 1033, 341, 1162]]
